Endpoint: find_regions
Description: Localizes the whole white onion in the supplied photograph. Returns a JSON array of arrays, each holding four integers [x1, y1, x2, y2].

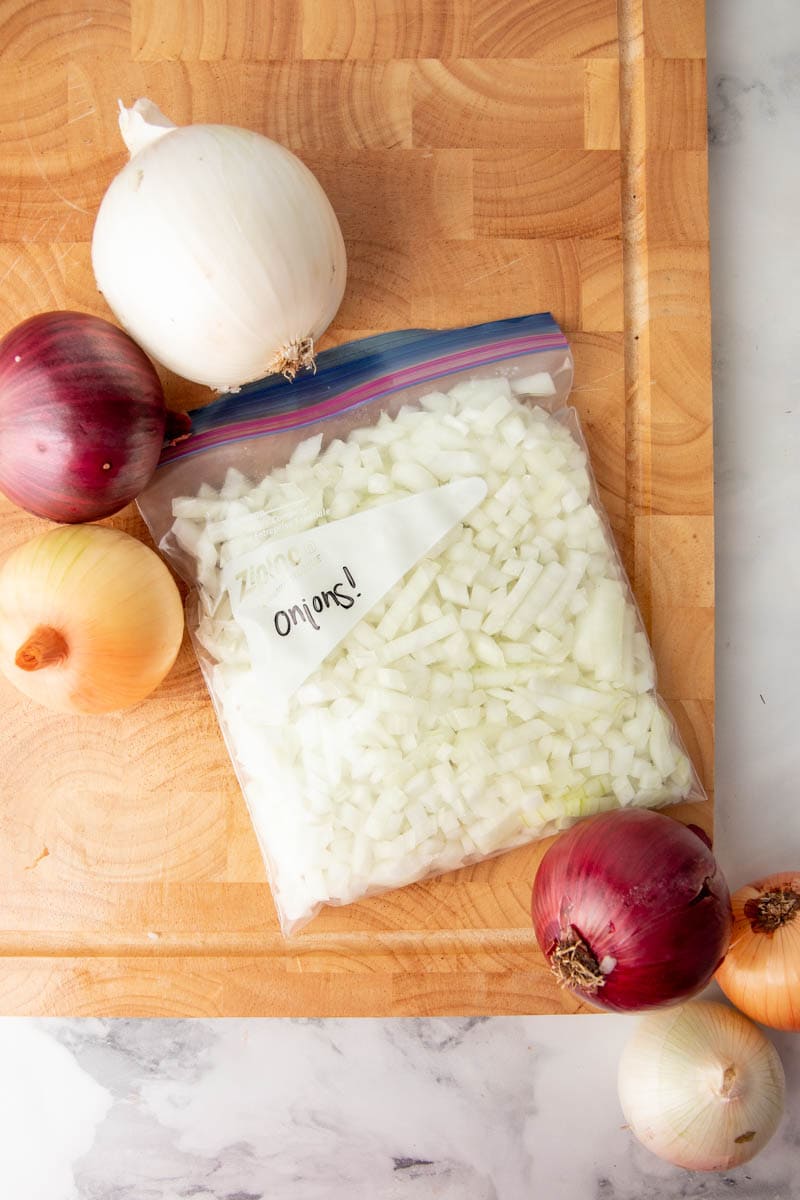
[[91, 99, 347, 391]]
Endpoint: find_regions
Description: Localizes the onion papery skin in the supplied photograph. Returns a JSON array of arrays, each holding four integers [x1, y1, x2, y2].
[[618, 1001, 786, 1171], [91, 104, 348, 390], [531, 808, 733, 1012], [716, 872, 800, 1031], [0, 524, 184, 714], [0, 311, 167, 523]]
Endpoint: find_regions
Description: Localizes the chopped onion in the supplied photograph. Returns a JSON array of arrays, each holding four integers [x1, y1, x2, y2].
[[167, 376, 697, 930]]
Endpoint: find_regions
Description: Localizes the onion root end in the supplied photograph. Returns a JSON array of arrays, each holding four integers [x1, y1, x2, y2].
[[549, 928, 606, 995], [744, 887, 800, 934], [15, 626, 69, 672], [269, 336, 316, 382]]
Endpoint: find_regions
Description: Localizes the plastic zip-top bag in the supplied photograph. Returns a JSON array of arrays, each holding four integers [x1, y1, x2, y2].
[[138, 314, 704, 934]]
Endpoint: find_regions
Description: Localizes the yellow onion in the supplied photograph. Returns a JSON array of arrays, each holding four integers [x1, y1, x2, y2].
[[0, 524, 184, 713], [716, 872, 800, 1031]]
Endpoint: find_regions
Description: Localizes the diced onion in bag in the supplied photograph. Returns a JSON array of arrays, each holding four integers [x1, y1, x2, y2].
[[168, 375, 697, 931]]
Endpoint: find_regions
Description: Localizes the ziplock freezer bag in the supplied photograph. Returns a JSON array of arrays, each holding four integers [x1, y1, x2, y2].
[[139, 314, 704, 934]]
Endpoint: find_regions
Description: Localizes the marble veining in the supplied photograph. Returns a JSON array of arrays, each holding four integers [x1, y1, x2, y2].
[[2, 1, 800, 1197], [0, 1015, 797, 1199]]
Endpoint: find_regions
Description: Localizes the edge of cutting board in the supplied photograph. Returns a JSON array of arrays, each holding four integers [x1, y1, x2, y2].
[[0, 0, 713, 1016]]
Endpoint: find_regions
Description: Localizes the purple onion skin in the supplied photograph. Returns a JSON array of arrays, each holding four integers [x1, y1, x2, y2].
[[532, 808, 733, 1013], [0, 311, 166, 522]]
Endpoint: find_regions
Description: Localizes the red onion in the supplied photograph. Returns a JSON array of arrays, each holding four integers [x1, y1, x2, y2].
[[531, 808, 733, 1012], [0, 311, 167, 522]]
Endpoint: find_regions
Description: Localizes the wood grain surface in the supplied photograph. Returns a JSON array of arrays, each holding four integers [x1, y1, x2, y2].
[[0, 0, 713, 1016]]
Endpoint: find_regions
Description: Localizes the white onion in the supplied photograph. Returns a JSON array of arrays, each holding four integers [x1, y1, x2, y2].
[[92, 99, 347, 390], [168, 376, 696, 931], [618, 1001, 785, 1171]]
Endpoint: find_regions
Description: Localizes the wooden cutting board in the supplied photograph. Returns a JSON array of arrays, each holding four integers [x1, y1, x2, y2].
[[0, 0, 712, 1016]]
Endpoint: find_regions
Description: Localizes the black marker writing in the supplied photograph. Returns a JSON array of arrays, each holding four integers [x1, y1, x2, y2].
[[273, 566, 359, 638]]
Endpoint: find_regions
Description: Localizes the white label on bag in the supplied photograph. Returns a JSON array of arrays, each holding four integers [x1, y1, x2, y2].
[[220, 477, 487, 706]]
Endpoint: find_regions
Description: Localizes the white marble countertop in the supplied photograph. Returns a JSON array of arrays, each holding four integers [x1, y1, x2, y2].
[[2, 3, 799, 1197]]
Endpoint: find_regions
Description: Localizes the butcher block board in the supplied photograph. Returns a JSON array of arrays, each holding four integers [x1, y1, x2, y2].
[[0, 0, 713, 1016]]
